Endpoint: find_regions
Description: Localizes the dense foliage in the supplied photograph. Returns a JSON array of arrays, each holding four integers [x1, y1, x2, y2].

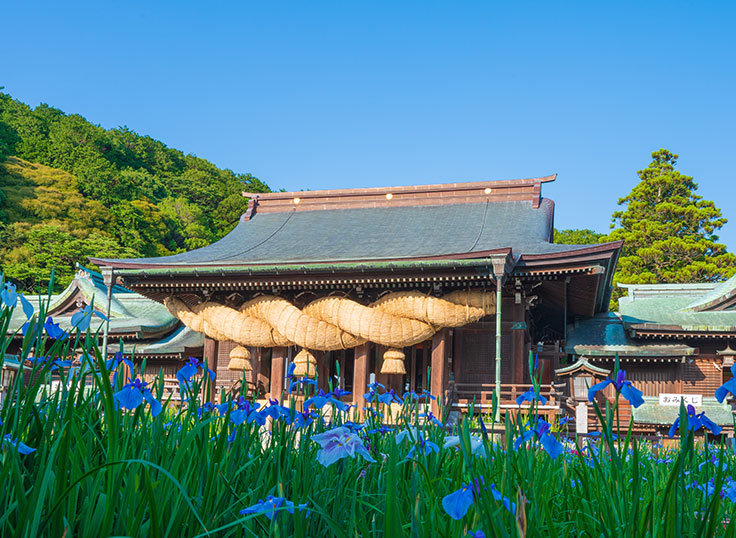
[[2, 293, 736, 537], [602, 149, 735, 306], [0, 91, 270, 292], [553, 228, 604, 245]]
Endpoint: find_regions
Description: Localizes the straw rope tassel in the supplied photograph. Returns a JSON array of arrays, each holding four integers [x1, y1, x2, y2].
[[227, 345, 252, 371], [381, 348, 406, 374], [292, 348, 318, 378]]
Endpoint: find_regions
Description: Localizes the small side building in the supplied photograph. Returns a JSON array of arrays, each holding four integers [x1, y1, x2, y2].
[[565, 276, 736, 435], [6, 266, 203, 385]]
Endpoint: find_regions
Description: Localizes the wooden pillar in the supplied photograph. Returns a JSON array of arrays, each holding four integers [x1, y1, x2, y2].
[[270, 347, 286, 401], [512, 300, 526, 385], [251, 347, 261, 396], [353, 343, 370, 406], [203, 336, 218, 403], [431, 329, 449, 415]]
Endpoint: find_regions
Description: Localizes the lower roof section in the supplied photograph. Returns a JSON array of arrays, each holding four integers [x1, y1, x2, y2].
[[566, 313, 697, 357]]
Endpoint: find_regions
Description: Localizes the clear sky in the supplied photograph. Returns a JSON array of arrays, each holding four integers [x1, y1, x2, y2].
[[3, 1, 735, 249]]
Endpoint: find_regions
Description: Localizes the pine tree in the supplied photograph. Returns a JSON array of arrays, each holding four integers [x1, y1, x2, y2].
[[605, 149, 736, 308]]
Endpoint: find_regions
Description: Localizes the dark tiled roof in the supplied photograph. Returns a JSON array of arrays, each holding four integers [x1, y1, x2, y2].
[[96, 199, 604, 268]]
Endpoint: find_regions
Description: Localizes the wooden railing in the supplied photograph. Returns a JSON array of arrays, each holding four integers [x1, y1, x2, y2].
[[451, 383, 561, 416]]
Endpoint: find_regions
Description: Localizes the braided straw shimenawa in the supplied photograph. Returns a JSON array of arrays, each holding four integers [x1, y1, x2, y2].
[[165, 289, 495, 373]]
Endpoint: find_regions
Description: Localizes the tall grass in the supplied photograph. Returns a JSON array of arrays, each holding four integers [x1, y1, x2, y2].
[[0, 296, 735, 537]]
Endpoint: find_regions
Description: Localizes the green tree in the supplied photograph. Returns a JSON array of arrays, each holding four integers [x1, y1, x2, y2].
[[554, 228, 604, 245], [604, 149, 736, 308]]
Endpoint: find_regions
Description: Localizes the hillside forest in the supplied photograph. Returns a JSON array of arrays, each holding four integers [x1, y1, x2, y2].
[[0, 91, 271, 292]]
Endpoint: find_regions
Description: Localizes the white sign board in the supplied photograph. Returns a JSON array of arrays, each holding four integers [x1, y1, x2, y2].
[[659, 393, 702, 407]]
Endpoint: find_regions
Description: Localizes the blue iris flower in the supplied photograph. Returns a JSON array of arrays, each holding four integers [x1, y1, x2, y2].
[[407, 434, 440, 459], [230, 399, 264, 425], [668, 404, 722, 437], [113, 378, 162, 417], [19, 293, 33, 319], [71, 304, 108, 332], [240, 496, 308, 520], [261, 399, 292, 421], [715, 363, 736, 403], [363, 382, 386, 402], [442, 483, 474, 520], [176, 357, 216, 388], [516, 386, 548, 406], [469, 532, 486, 538], [1, 282, 18, 309], [514, 419, 564, 459], [304, 389, 330, 410], [106, 351, 134, 372], [43, 317, 68, 340], [3, 434, 36, 455], [311, 426, 375, 467], [377, 389, 403, 405], [588, 369, 644, 408]]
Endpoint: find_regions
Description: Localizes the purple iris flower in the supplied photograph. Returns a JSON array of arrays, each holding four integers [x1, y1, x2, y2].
[[71, 304, 108, 332], [588, 370, 644, 408], [3, 434, 35, 455], [43, 317, 67, 340], [240, 496, 308, 520], [113, 378, 162, 417], [294, 409, 318, 429], [176, 357, 216, 387], [1, 282, 18, 308], [469, 532, 486, 538], [514, 419, 564, 459], [715, 363, 736, 403], [516, 386, 548, 406], [668, 404, 722, 437], [311, 426, 376, 467], [419, 411, 443, 427]]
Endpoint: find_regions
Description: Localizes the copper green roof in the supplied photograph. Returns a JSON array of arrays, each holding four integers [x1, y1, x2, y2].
[[632, 397, 734, 426], [565, 313, 696, 356], [8, 268, 177, 337], [618, 274, 736, 333]]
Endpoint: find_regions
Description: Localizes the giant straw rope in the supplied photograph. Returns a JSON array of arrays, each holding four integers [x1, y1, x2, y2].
[[165, 289, 495, 375]]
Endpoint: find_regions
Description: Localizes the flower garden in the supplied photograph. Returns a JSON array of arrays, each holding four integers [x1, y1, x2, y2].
[[2, 281, 736, 538]]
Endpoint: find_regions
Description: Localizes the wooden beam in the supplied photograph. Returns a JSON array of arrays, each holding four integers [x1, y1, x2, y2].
[[353, 343, 370, 406], [203, 336, 218, 403], [270, 347, 287, 401], [431, 329, 449, 415]]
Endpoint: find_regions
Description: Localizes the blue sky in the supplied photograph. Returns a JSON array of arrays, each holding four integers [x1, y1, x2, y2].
[[3, 1, 735, 249]]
